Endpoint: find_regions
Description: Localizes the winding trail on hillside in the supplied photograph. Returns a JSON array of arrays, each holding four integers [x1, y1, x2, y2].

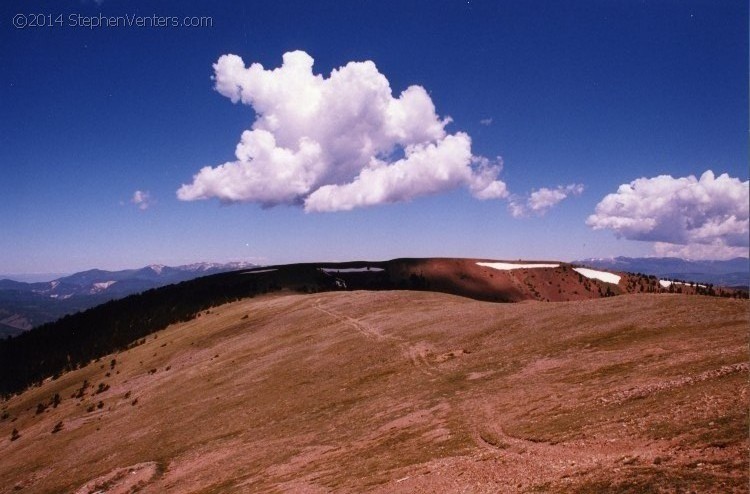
[[312, 300, 440, 377], [312, 301, 385, 341], [600, 362, 750, 405]]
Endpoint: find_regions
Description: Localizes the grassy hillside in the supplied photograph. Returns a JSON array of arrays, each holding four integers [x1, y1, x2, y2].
[[2, 258, 745, 399], [1, 291, 746, 492]]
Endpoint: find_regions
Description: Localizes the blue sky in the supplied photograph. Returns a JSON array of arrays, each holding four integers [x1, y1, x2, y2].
[[1, 0, 748, 275]]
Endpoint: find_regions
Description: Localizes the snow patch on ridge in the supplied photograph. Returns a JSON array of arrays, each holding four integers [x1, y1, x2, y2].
[[573, 268, 621, 285], [147, 264, 166, 274], [477, 262, 560, 271], [91, 281, 117, 293], [659, 279, 706, 288], [243, 269, 278, 275]]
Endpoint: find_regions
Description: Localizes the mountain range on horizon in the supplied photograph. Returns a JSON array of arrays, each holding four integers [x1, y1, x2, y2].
[[574, 256, 749, 288], [1, 256, 747, 339], [0, 262, 256, 336]]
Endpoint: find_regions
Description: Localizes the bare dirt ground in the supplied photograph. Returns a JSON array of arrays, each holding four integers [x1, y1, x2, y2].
[[0, 291, 747, 493]]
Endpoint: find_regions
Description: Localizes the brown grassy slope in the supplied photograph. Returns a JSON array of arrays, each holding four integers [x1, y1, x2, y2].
[[369, 258, 618, 302], [322, 258, 743, 302], [0, 292, 747, 493]]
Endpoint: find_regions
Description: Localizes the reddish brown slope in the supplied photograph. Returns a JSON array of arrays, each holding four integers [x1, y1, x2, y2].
[[313, 258, 745, 302], [1, 292, 746, 493], [375, 258, 620, 302]]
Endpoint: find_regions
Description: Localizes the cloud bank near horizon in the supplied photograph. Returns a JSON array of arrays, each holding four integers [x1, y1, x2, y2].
[[587, 171, 749, 259], [177, 51, 509, 212]]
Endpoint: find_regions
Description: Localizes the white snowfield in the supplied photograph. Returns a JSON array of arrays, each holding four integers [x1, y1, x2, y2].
[[573, 267, 621, 285], [147, 264, 165, 274], [92, 280, 117, 291], [659, 279, 706, 288], [477, 262, 560, 270], [320, 267, 385, 273], [50, 294, 72, 300], [243, 269, 278, 274]]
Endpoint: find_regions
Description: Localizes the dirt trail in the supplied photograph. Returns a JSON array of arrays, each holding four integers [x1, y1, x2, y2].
[[313, 299, 442, 378], [601, 362, 749, 405], [313, 299, 394, 342]]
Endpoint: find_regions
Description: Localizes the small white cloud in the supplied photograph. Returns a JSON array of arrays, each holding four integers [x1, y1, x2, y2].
[[507, 198, 527, 218], [131, 190, 152, 211], [587, 171, 749, 255], [480, 117, 493, 126], [508, 183, 584, 218], [178, 51, 507, 212], [529, 184, 584, 212]]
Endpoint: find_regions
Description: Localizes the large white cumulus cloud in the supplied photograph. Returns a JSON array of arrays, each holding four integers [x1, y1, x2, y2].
[[587, 171, 749, 258], [177, 50, 508, 211]]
